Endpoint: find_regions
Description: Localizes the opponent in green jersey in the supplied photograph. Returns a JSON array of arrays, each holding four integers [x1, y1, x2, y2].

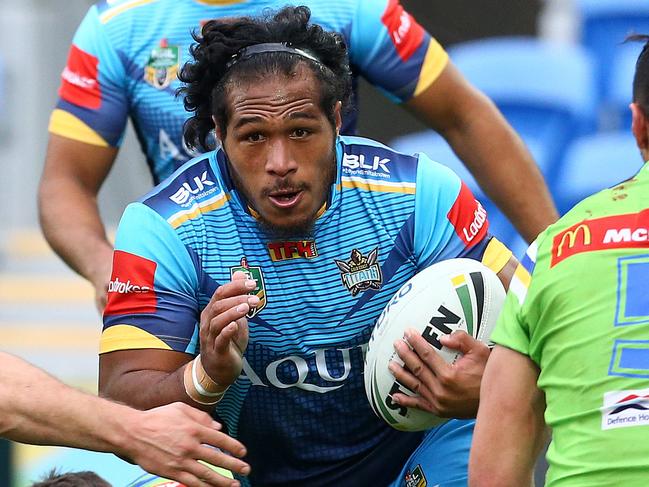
[[469, 35, 649, 487]]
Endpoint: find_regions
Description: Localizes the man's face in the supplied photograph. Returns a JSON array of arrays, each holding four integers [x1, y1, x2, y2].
[[219, 65, 341, 236]]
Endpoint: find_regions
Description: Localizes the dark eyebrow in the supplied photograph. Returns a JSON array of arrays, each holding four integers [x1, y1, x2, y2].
[[287, 111, 319, 121], [233, 110, 319, 130], [232, 115, 263, 130]]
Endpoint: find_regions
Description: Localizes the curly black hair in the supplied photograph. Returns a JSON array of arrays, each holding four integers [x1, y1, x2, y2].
[[178, 6, 353, 151]]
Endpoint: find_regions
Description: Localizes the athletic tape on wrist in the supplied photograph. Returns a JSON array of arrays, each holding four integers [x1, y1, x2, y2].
[[183, 356, 228, 405]]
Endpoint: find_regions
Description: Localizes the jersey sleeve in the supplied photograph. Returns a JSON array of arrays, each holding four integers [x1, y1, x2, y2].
[[490, 239, 539, 357], [350, 0, 448, 102], [101, 202, 200, 355], [48, 4, 128, 147], [413, 153, 511, 273]]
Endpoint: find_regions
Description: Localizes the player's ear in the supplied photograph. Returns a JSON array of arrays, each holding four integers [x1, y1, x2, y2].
[[630, 103, 649, 152], [334, 101, 342, 136], [213, 116, 224, 142]]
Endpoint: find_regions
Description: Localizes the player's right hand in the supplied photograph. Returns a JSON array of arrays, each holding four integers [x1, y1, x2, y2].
[[198, 271, 257, 388]]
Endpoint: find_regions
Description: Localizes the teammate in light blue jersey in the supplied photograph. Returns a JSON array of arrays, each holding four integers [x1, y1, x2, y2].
[[39, 0, 555, 313], [99, 7, 517, 486]]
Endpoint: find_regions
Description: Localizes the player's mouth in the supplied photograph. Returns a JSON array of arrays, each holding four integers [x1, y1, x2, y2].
[[268, 189, 304, 209]]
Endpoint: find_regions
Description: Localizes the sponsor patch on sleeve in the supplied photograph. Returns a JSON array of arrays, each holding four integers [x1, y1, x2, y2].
[[104, 250, 157, 316], [59, 44, 101, 110], [446, 182, 489, 247], [380, 0, 425, 62]]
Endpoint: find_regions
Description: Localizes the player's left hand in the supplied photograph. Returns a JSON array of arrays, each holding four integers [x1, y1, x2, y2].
[[388, 329, 490, 418]]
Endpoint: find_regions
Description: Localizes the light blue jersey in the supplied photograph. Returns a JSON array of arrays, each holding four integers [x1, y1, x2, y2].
[[103, 136, 508, 486], [49, 0, 449, 183]]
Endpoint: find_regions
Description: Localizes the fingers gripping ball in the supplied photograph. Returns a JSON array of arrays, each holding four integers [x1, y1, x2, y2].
[[364, 258, 506, 431]]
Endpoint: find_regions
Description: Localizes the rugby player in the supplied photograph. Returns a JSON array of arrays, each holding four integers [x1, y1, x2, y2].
[[470, 34, 649, 487], [39, 0, 555, 311], [98, 7, 517, 486]]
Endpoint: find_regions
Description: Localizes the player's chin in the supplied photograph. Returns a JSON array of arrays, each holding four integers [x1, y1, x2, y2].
[[259, 211, 317, 238]]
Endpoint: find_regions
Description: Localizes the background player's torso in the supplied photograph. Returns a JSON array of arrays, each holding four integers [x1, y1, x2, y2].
[[59, 0, 438, 183]]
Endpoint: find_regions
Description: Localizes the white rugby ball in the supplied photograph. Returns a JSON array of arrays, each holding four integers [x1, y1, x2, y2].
[[364, 258, 506, 431]]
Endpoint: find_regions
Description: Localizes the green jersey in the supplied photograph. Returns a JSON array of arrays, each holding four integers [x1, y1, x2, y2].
[[492, 162, 649, 486]]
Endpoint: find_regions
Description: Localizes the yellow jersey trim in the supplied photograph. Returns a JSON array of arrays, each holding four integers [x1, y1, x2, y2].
[[168, 193, 231, 228], [413, 40, 449, 98], [513, 263, 531, 288], [481, 237, 513, 275], [48, 109, 109, 147], [99, 324, 172, 354], [340, 177, 416, 195], [100, 0, 158, 24]]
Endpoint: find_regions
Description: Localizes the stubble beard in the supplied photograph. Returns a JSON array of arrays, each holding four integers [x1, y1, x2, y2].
[[230, 152, 337, 239]]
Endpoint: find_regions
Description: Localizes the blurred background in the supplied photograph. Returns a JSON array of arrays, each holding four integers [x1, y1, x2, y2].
[[0, 0, 646, 484]]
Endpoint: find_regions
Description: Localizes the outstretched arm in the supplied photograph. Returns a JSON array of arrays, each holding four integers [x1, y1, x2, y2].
[[405, 62, 558, 243], [38, 134, 118, 312], [0, 352, 248, 487], [469, 345, 547, 487]]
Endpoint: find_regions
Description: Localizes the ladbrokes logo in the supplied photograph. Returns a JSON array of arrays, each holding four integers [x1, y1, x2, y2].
[[551, 210, 649, 267], [104, 251, 157, 316], [107, 277, 151, 294], [59, 45, 101, 109], [380, 0, 425, 61], [447, 182, 488, 246], [169, 171, 217, 206]]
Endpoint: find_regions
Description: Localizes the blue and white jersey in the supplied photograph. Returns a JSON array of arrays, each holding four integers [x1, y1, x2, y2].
[[49, 0, 449, 183], [102, 136, 508, 486]]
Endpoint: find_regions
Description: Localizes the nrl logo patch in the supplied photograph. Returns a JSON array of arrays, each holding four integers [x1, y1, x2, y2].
[[230, 257, 266, 318], [334, 248, 382, 296], [144, 38, 180, 89], [404, 464, 427, 487]]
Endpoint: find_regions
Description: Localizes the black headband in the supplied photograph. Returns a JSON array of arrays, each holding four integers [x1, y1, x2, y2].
[[225, 42, 321, 70]]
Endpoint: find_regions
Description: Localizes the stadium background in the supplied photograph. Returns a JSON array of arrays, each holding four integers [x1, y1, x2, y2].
[[0, 0, 574, 484]]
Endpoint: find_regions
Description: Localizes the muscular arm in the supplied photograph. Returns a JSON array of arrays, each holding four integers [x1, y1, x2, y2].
[[99, 349, 212, 411], [469, 345, 547, 487], [38, 135, 118, 310], [405, 62, 558, 243], [0, 352, 249, 485]]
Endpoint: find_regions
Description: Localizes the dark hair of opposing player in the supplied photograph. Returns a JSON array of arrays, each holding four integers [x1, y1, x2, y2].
[[628, 34, 649, 117], [178, 5, 352, 151], [30, 469, 111, 487]]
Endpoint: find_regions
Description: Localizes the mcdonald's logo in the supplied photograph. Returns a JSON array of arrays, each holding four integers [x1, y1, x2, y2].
[[551, 223, 592, 266], [557, 224, 591, 256]]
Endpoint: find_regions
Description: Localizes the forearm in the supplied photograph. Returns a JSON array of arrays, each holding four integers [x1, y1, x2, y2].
[[99, 352, 215, 413], [38, 175, 113, 283], [469, 346, 546, 487], [439, 96, 557, 243], [0, 353, 130, 452]]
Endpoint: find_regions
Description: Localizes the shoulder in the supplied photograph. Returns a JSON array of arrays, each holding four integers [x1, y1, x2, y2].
[[340, 135, 419, 188], [92, 0, 167, 26], [139, 152, 226, 226]]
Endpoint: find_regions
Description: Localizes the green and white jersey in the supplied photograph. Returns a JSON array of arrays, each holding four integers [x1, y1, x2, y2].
[[492, 162, 649, 486]]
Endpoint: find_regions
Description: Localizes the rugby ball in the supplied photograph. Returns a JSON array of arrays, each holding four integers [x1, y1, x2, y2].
[[364, 258, 506, 431]]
